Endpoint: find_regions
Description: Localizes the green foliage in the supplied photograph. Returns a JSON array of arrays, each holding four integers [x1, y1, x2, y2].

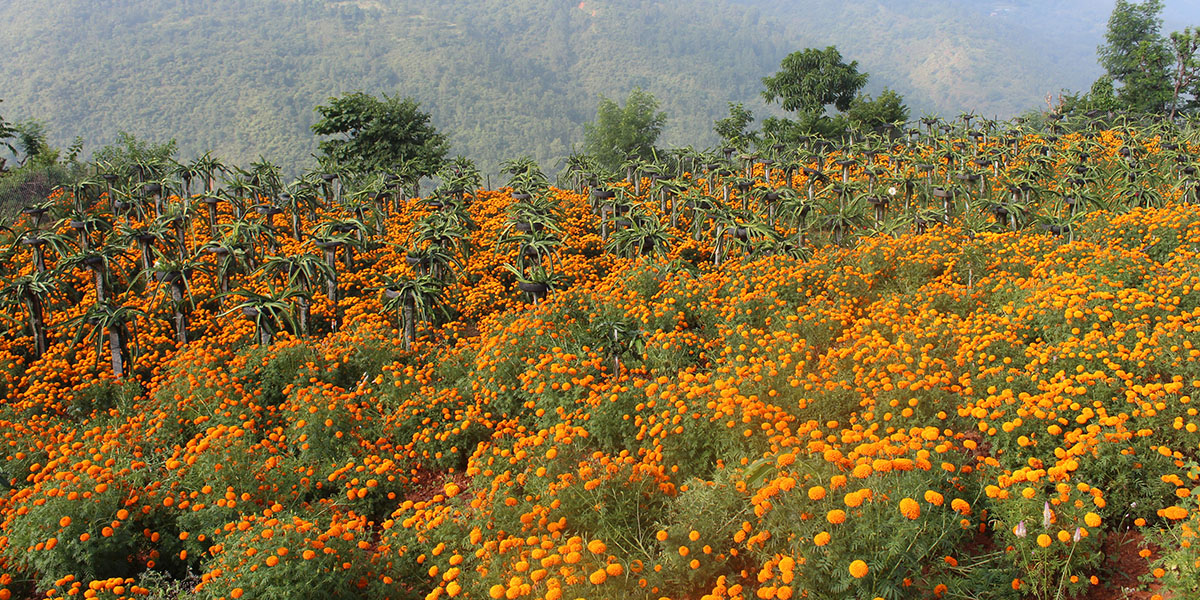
[[713, 102, 758, 150], [1060, 76, 1122, 116], [194, 510, 384, 600], [844, 87, 910, 132], [91, 132, 178, 177], [0, 99, 16, 162], [1, 459, 156, 589], [758, 46, 906, 140], [1099, 0, 1170, 113], [761, 46, 868, 133], [311, 92, 449, 177], [1142, 462, 1200, 597], [583, 88, 667, 173], [5, 0, 1186, 174], [1167, 27, 1200, 118]]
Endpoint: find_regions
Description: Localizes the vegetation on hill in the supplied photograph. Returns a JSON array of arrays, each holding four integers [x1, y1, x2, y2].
[[4, 2, 1200, 598], [1, 108, 1200, 598], [4, 0, 1198, 173]]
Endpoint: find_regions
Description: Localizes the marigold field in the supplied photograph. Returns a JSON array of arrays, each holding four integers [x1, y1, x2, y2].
[[1, 128, 1200, 600]]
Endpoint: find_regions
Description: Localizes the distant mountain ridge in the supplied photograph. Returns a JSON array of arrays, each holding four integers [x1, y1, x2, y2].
[[0, 0, 1195, 173]]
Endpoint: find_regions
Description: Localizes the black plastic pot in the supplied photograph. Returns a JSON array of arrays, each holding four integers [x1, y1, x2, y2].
[[517, 281, 549, 295]]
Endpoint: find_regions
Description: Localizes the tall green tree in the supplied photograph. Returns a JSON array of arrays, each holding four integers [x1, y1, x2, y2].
[[762, 46, 868, 114], [583, 88, 666, 173], [761, 46, 869, 139], [1098, 0, 1172, 114], [312, 92, 449, 177]]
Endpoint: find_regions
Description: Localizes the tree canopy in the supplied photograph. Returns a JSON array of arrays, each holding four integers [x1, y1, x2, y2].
[[762, 47, 868, 117], [583, 88, 667, 173], [760, 46, 899, 140], [844, 88, 910, 132], [1091, 0, 1200, 119], [1099, 0, 1172, 114], [312, 92, 449, 177]]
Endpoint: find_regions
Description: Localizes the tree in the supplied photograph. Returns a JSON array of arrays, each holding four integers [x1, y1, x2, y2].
[[1167, 28, 1200, 120], [844, 88, 910, 132], [312, 92, 449, 177], [1098, 0, 1172, 114], [583, 88, 666, 173], [714, 102, 757, 150], [1059, 76, 1122, 116], [762, 46, 868, 137]]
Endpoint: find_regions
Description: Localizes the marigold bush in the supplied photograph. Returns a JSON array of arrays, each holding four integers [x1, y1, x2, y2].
[[1, 128, 1199, 599]]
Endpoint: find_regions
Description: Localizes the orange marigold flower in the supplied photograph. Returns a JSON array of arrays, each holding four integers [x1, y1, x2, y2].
[[848, 560, 868, 578], [1161, 506, 1188, 520], [808, 486, 827, 501], [899, 497, 920, 520], [827, 510, 846, 525], [950, 499, 970, 515]]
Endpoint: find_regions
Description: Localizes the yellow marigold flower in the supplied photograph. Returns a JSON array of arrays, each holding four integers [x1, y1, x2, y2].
[[1084, 512, 1101, 528]]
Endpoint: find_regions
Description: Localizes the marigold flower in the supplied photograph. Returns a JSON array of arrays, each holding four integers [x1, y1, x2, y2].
[[848, 560, 868, 578]]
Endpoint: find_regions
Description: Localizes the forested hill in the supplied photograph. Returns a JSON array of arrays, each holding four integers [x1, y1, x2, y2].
[[1, 0, 1197, 173]]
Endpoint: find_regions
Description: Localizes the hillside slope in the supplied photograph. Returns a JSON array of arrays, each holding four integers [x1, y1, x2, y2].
[[4, 0, 1193, 172]]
